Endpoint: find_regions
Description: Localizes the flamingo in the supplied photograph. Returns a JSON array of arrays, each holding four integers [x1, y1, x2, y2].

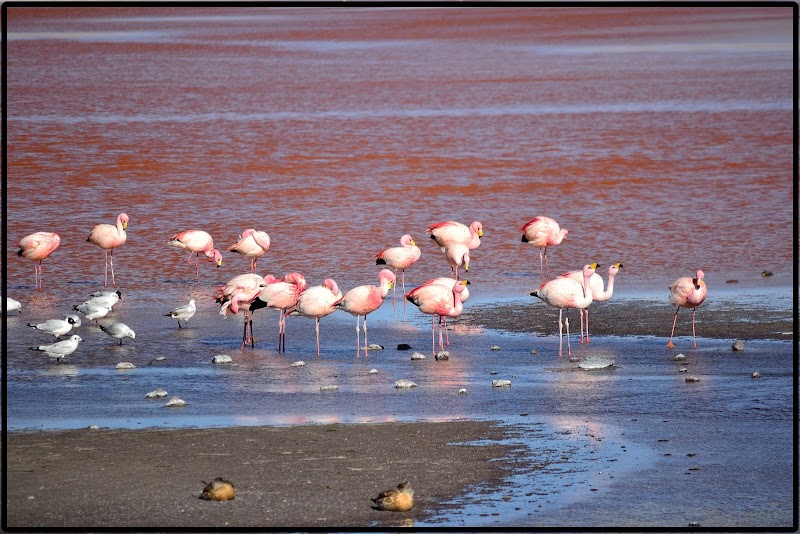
[[530, 263, 598, 357], [521, 216, 568, 282], [667, 270, 708, 349], [87, 213, 128, 288], [215, 273, 268, 348], [426, 220, 483, 251], [563, 262, 624, 343], [375, 234, 421, 319], [168, 230, 222, 282], [17, 231, 61, 289], [443, 241, 470, 280], [409, 277, 470, 347], [286, 278, 342, 356], [228, 229, 271, 272], [333, 269, 395, 357], [406, 279, 468, 355], [252, 272, 307, 352]]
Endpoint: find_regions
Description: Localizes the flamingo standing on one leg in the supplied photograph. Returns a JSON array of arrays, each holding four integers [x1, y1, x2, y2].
[[426, 220, 483, 251], [521, 216, 568, 282], [17, 232, 60, 289], [375, 234, 421, 320], [86, 213, 128, 287], [168, 230, 222, 283], [252, 272, 307, 352], [228, 229, 271, 272], [443, 241, 470, 281], [667, 270, 708, 350], [333, 269, 395, 358], [406, 279, 468, 356], [286, 278, 342, 356], [563, 262, 624, 343], [530, 263, 597, 357], [215, 273, 268, 348]]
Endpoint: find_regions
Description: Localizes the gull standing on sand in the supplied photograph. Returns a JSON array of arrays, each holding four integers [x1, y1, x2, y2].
[[563, 262, 623, 343], [30, 334, 83, 362], [252, 272, 307, 353], [28, 315, 82, 339], [406, 279, 468, 356], [100, 322, 136, 345], [164, 299, 196, 328], [87, 213, 128, 287], [667, 270, 708, 349], [17, 231, 60, 289], [168, 230, 222, 283], [521, 216, 568, 282], [216, 273, 268, 348], [375, 234, 421, 319], [287, 278, 342, 356], [85, 290, 122, 310], [333, 269, 395, 358], [6, 297, 22, 314], [530, 263, 598, 357], [228, 229, 271, 272], [73, 301, 113, 323]]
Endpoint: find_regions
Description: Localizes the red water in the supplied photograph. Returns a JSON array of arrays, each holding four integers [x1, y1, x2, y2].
[[6, 6, 794, 304]]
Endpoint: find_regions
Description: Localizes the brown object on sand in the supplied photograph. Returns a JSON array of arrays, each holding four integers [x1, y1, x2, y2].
[[200, 478, 236, 501], [372, 480, 414, 512]]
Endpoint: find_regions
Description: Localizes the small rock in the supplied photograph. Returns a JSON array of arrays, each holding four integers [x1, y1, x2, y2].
[[578, 357, 614, 370], [458, 388, 467, 395], [87, 424, 99, 430], [410, 352, 426, 360], [367, 344, 384, 350], [489, 345, 500, 351], [731, 340, 745, 351], [489, 371, 499, 375], [678, 368, 688, 373], [397, 343, 412, 350], [568, 357, 580, 363], [145, 387, 168, 399], [725, 279, 739, 284], [212, 354, 233, 364], [685, 376, 700, 383], [155, 356, 166, 361], [434, 351, 449, 361], [319, 385, 338, 392], [291, 361, 306, 367], [674, 353, 686, 361], [492, 379, 512, 388], [165, 396, 186, 407], [688, 521, 700, 527], [116, 362, 135, 370], [368, 368, 378, 374], [394, 379, 418, 389], [529, 348, 538, 355], [752, 371, 761, 379], [761, 270, 773, 277]]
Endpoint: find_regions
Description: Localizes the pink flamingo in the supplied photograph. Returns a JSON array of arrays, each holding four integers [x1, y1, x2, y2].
[[563, 262, 624, 343], [530, 263, 597, 357], [86, 213, 129, 287], [168, 230, 222, 282], [426, 221, 483, 251], [375, 234, 421, 319], [406, 279, 468, 355], [443, 241, 470, 281], [409, 277, 470, 347], [667, 270, 708, 349], [228, 229, 271, 272], [215, 273, 268, 348], [334, 269, 396, 357], [17, 231, 60, 289], [521, 216, 568, 282], [252, 272, 307, 352], [286, 278, 342, 356]]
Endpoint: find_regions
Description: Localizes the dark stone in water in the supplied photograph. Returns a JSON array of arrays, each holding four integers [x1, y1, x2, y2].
[[761, 270, 774, 277], [397, 343, 412, 350], [725, 279, 739, 284]]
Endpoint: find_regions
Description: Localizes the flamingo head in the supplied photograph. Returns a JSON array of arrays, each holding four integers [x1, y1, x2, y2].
[[463, 251, 470, 272], [285, 272, 307, 292], [454, 280, 468, 294], [324, 278, 340, 296], [212, 249, 222, 267], [471, 221, 484, 238], [694, 269, 705, 289], [610, 262, 624, 275], [585, 263, 600, 278], [378, 269, 396, 286], [400, 234, 414, 246], [118, 213, 129, 230]]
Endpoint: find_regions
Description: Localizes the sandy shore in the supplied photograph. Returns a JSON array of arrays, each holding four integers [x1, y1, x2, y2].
[[5, 421, 524, 529]]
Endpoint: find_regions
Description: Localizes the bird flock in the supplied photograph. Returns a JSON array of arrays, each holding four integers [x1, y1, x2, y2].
[[11, 214, 708, 361]]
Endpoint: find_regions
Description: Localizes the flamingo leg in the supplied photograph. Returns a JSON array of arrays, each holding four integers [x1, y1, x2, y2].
[[109, 249, 116, 287], [315, 317, 321, 356], [557, 308, 563, 357], [667, 307, 680, 349], [277, 312, 284, 352], [579, 309, 585, 344], [401, 270, 407, 322], [539, 247, 546, 283], [355, 315, 361, 358], [585, 308, 591, 343], [691, 308, 698, 349], [565, 316, 571, 357], [195, 257, 201, 284], [431, 314, 436, 356], [444, 316, 450, 346], [363, 315, 369, 358], [438, 316, 445, 353], [543, 247, 550, 280], [34, 262, 42, 290], [103, 250, 109, 287]]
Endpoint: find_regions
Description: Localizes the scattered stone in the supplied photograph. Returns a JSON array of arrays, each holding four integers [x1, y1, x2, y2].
[[165, 396, 186, 407], [410, 352, 426, 360], [394, 379, 418, 389], [761, 270, 773, 277], [115, 362, 135, 370], [688, 521, 700, 527], [397, 343, 412, 350], [731, 340, 745, 351], [685, 376, 700, 383], [489, 371, 498, 375], [145, 387, 168, 399], [725, 279, 739, 284], [87, 425, 99, 430], [434, 351, 449, 361], [674, 353, 686, 361], [368, 369, 378, 375], [578, 357, 615, 370], [458, 388, 467, 395], [212, 354, 233, 364], [492, 379, 512, 388], [568, 357, 580, 363], [291, 361, 306, 367], [155, 356, 165, 361], [752, 371, 761, 379], [678, 368, 688, 373], [367, 344, 384, 350], [489, 345, 500, 351], [319, 385, 338, 392], [529, 348, 538, 355]]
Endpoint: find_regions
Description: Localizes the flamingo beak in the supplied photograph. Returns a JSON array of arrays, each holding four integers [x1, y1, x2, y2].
[[409, 240, 416, 246], [216, 259, 222, 267]]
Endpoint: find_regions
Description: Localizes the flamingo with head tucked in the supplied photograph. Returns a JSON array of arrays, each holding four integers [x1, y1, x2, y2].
[[86, 213, 129, 287], [443, 241, 470, 281], [286, 278, 342, 356], [667, 270, 707, 349], [426, 220, 483, 251], [530, 263, 597, 357], [406, 279, 468, 355], [215, 273, 268, 348], [17, 231, 60, 289], [521, 216, 568, 282], [375, 234, 420, 319], [168, 230, 222, 283], [252, 272, 307, 352], [563, 262, 623, 343], [334, 269, 395, 357], [228, 229, 271, 272]]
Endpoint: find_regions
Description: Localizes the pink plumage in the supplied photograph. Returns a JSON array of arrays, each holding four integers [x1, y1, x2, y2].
[[228, 229, 271, 272], [168, 229, 222, 283], [253, 272, 307, 352], [288, 278, 342, 356], [562, 262, 624, 343], [426, 220, 483, 251], [406, 280, 468, 355], [375, 234, 421, 319], [215, 273, 267, 348], [87, 213, 129, 287], [17, 231, 61, 289], [667, 270, 708, 349], [334, 269, 395, 357], [521, 216, 568, 282]]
